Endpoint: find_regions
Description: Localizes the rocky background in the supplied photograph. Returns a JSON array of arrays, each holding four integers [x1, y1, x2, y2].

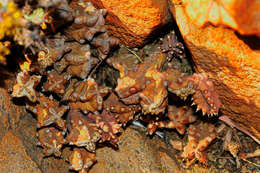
[[0, 0, 259, 173]]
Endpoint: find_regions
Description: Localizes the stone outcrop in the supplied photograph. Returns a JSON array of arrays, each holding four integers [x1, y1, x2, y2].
[[169, 0, 260, 143], [181, 0, 260, 36], [0, 131, 41, 173], [88, 0, 171, 47], [90, 127, 184, 173], [0, 87, 25, 130]]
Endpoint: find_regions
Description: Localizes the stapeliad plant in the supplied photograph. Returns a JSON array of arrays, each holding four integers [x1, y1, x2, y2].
[[7, 0, 223, 172]]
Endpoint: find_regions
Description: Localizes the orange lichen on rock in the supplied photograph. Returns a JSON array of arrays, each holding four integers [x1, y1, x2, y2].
[[88, 0, 171, 47], [182, 0, 260, 36], [169, 0, 260, 143], [181, 122, 217, 166]]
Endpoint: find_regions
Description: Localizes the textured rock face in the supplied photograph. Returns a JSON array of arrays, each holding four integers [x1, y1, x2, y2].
[[0, 87, 25, 129], [89, 127, 181, 173], [89, 127, 164, 173], [181, 0, 260, 36], [0, 131, 41, 173], [88, 0, 171, 47], [0, 85, 69, 173], [169, 0, 260, 143]]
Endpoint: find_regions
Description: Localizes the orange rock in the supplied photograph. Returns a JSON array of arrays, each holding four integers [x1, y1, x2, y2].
[[0, 131, 41, 173], [159, 152, 181, 172], [0, 88, 25, 129], [90, 127, 218, 172], [182, 0, 260, 36], [90, 128, 164, 173], [169, 0, 260, 143], [87, 0, 171, 47]]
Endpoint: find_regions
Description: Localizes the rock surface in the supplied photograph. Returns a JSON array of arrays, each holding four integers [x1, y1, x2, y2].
[[181, 0, 260, 36], [0, 87, 25, 130], [0, 131, 41, 173], [14, 113, 70, 173], [0, 85, 70, 173], [88, 0, 171, 47], [90, 127, 179, 173], [169, 0, 260, 143]]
